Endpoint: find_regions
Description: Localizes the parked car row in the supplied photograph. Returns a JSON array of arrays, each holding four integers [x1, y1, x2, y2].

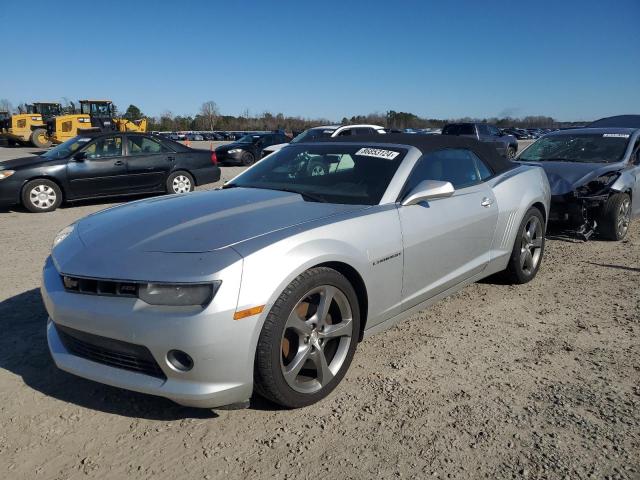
[[156, 131, 272, 142], [501, 127, 558, 140]]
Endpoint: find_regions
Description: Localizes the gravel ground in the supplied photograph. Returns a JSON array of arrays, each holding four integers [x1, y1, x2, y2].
[[0, 143, 638, 479]]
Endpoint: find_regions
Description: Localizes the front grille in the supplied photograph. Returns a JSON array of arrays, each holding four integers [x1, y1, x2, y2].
[[61, 275, 138, 297], [55, 324, 166, 379]]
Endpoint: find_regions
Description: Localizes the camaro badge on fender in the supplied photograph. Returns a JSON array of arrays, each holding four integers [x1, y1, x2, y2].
[[373, 252, 402, 266]]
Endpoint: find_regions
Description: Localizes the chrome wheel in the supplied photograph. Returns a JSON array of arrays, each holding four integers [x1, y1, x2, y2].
[[506, 147, 516, 159], [280, 285, 353, 394], [617, 197, 631, 238], [29, 184, 57, 209], [520, 215, 543, 275], [172, 175, 191, 193]]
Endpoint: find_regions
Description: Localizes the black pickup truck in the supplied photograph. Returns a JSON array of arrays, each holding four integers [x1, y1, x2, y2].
[[442, 122, 518, 158]]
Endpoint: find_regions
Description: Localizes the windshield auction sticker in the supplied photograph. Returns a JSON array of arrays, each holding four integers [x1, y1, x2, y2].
[[356, 148, 400, 160], [603, 133, 630, 138]]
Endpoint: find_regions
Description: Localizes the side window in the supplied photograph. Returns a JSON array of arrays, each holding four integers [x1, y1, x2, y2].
[[84, 136, 122, 159], [354, 128, 373, 135], [477, 124, 490, 136], [337, 129, 353, 136], [633, 139, 640, 165], [470, 151, 493, 180], [487, 125, 500, 136], [127, 136, 168, 156], [404, 149, 484, 193]]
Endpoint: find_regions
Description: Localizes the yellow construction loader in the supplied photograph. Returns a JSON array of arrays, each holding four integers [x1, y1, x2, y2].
[[0, 102, 62, 148], [46, 100, 147, 144]]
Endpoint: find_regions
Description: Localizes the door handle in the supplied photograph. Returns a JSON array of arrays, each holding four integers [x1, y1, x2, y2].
[[114, 160, 124, 166], [481, 197, 494, 207]]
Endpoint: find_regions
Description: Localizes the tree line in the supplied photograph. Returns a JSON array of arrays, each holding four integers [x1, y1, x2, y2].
[[0, 98, 587, 131]]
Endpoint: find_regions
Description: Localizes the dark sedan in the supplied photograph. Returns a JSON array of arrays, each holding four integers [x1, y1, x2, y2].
[[215, 132, 290, 165], [0, 132, 221, 212]]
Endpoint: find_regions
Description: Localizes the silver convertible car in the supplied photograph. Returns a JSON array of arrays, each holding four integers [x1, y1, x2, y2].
[[42, 135, 550, 409]]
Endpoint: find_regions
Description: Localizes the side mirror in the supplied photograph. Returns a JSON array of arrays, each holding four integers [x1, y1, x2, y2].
[[73, 151, 87, 161], [401, 180, 455, 206]]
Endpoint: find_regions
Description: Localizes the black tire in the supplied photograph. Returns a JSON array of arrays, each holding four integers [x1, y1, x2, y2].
[[503, 207, 545, 284], [241, 152, 255, 166], [166, 171, 195, 194], [21, 179, 62, 213], [506, 145, 517, 159], [30, 128, 52, 148], [598, 192, 631, 241], [254, 267, 361, 408]]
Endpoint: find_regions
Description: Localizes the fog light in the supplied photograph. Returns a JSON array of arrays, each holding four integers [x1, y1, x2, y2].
[[167, 350, 194, 372]]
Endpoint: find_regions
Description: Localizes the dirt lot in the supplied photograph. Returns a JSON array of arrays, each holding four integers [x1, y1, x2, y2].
[[0, 144, 638, 480]]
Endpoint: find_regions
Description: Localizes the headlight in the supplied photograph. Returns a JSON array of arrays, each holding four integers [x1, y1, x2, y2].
[[591, 173, 619, 186], [228, 149, 243, 154], [575, 172, 620, 196], [0, 170, 15, 180], [53, 224, 75, 248], [138, 281, 221, 307]]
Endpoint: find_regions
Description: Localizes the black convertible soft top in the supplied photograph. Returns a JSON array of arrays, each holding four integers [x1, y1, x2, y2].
[[318, 133, 515, 174]]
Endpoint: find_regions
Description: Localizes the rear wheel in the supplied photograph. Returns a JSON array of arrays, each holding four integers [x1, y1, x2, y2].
[[241, 152, 255, 166], [598, 192, 631, 241], [503, 207, 545, 283], [21, 179, 62, 212], [166, 171, 195, 194], [254, 267, 360, 408], [506, 146, 517, 159], [30, 128, 52, 148]]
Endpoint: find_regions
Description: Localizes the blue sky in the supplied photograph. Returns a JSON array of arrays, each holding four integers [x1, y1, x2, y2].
[[1, 0, 638, 121]]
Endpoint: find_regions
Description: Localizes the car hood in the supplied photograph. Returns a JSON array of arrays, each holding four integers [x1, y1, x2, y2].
[[75, 188, 367, 254], [0, 155, 53, 169], [517, 160, 624, 195]]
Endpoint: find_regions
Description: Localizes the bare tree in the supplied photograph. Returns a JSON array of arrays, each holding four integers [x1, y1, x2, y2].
[[0, 98, 13, 113], [199, 101, 219, 131]]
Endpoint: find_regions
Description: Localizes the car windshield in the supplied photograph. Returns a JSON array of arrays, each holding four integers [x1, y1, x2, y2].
[[238, 135, 261, 143], [518, 134, 630, 163], [226, 144, 407, 205], [290, 128, 335, 144], [41, 136, 93, 160]]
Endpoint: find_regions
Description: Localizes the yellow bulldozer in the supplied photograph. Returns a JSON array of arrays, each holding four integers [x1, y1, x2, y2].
[[46, 100, 147, 144], [0, 102, 62, 148]]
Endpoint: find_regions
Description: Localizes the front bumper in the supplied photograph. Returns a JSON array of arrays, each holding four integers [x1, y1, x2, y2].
[[42, 256, 262, 409], [0, 178, 21, 208], [191, 166, 221, 186]]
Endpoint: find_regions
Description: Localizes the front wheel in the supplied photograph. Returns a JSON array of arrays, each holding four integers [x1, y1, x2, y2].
[[506, 146, 517, 159], [598, 192, 631, 241], [503, 207, 545, 284], [21, 179, 62, 212], [166, 171, 195, 194], [241, 152, 255, 166], [254, 267, 360, 408]]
